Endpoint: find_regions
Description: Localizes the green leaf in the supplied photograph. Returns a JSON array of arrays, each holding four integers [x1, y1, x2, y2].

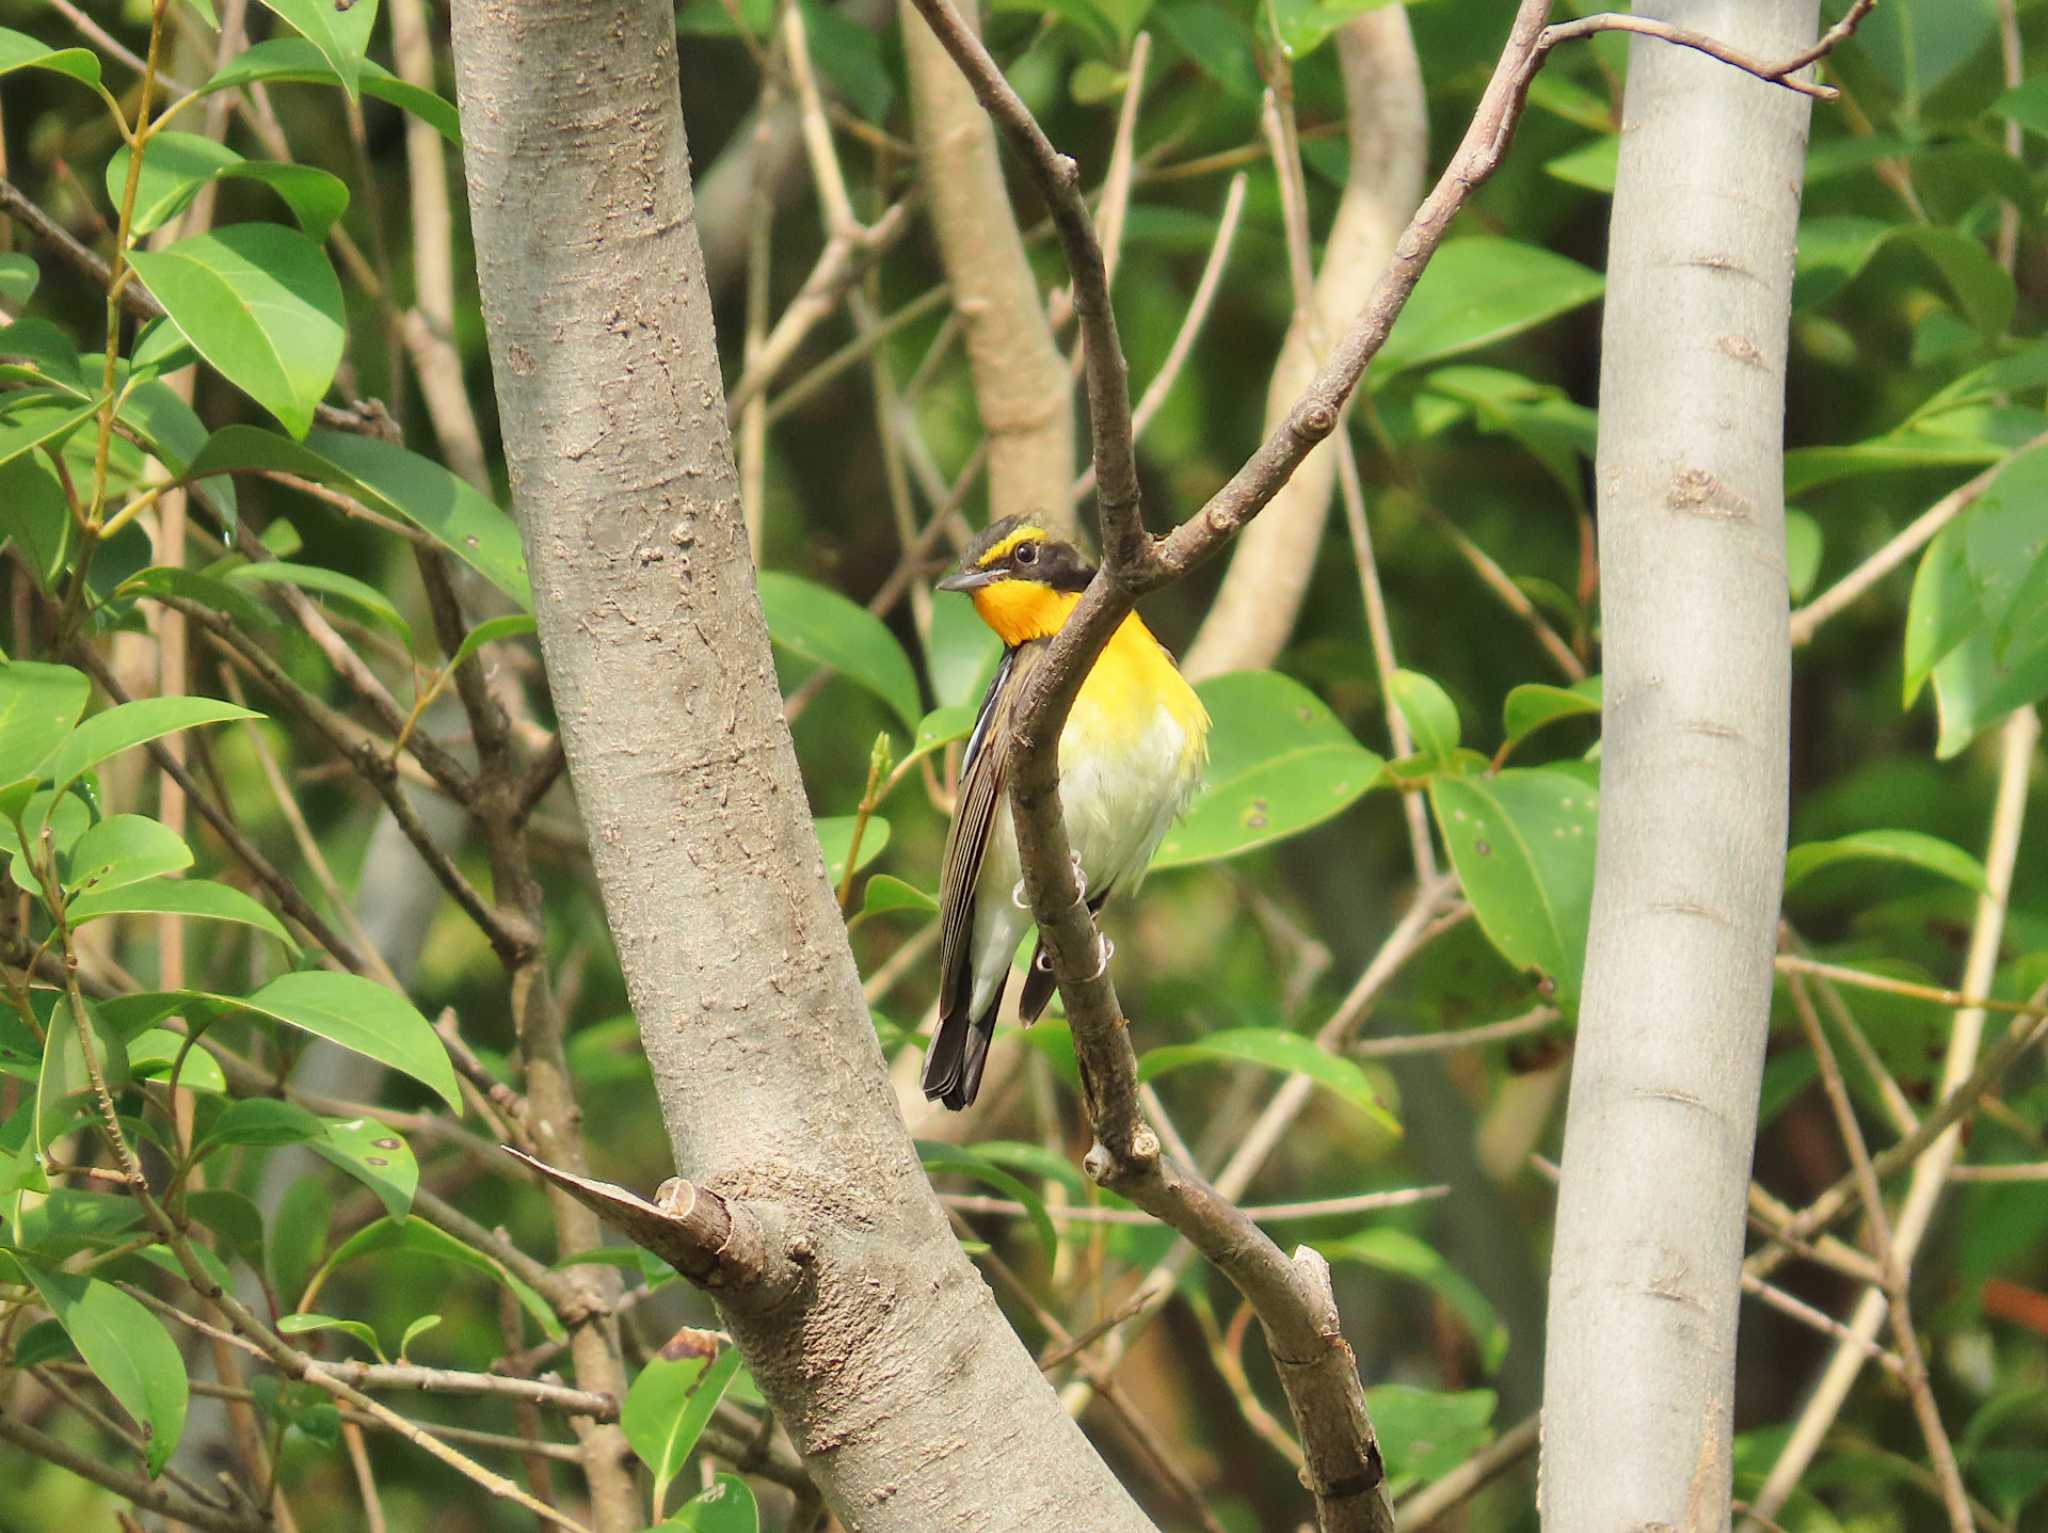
[[1500, 679, 1600, 755], [1137, 1029, 1399, 1135], [36, 997, 128, 1157], [127, 1029, 228, 1095], [227, 561, 414, 649], [1543, 135, 1618, 194], [1429, 768, 1598, 1013], [12, 1320, 75, 1367], [860, 874, 936, 916], [277, 1312, 386, 1361], [917, 1141, 1059, 1260], [107, 134, 350, 241], [0, 252, 39, 305], [901, 705, 975, 774], [310, 1115, 418, 1218], [623, 1340, 746, 1517], [198, 39, 462, 146], [1364, 1384, 1495, 1496], [760, 571, 922, 730], [0, 27, 102, 88], [184, 427, 531, 605], [667, 1473, 761, 1533], [254, 0, 378, 100], [64, 814, 194, 894], [200, 1097, 325, 1153], [1795, 218, 2016, 339], [43, 695, 260, 797], [1390, 669, 1460, 759], [444, 613, 537, 672], [130, 316, 199, 381], [927, 590, 1004, 710], [814, 815, 889, 886], [117, 566, 280, 633], [226, 972, 462, 1113], [1373, 239, 1603, 379], [1784, 829, 1989, 895], [1930, 627, 2048, 759], [1321, 1229, 1508, 1373], [269, 1177, 331, 1302], [315, 430, 532, 604], [0, 396, 104, 475], [10, 1257, 187, 1472], [1153, 672, 1383, 869], [1995, 78, 2048, 142], [1268, 0, 1396, 59], [397, 1313, 441, 1361], [0, 661, 87, 784], [127, 226, 345, 438], [68, 877, 298, 952], [308, 1216, 562, 1340], [0, 454, 72, 591], [1785, 510, 1824, 601]]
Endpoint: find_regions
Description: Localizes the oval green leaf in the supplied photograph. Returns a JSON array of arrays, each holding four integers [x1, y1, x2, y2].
[[814, 814, 890, 886], [0, 660, 89, 784], [64, 814, 194, 895], [1153, 671, 1384, 869], [13, 1257, 187, 1474], [1136, 1028, 1399, 1135], [1390, 669, 1461, 760], [220, 971, 461, 1114], [667, 1474, 761, 1533], [278, 1311, 385, 1360], [759, 570, 922, 730], [43, 695, 260, 799], [68, 877, 299, 953], [310, 1115, 418, 1218], [307, 1215, 561, 1340], [1430, 768, 1598, 1013], [1785, 829, 1990, 896], [1372, 238, 1603, 379], [916, 1140, 1058, 1260], [199, 39, 461, 145], [624, 1342, 746, 1517], [1320, 1228, 1508, 1374], [127, 225, 344, 439], [1500, 678, 1601, 755], [0, 27, 102, 88]]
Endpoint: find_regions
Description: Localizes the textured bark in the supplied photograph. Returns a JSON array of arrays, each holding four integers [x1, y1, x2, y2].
[[1539, 4, 1816, 1528], [1182, 11, 1425, 679], [900, 0, 1076, 533], [447, 3, 1156, 1527]]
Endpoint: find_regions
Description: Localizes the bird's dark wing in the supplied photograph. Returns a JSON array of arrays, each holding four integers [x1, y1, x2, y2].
[[937, 646, 1019, 1022]]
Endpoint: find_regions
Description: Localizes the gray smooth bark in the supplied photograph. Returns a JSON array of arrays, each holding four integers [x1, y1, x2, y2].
[[1540, 4, 1816, 1528], [446, 2, 1157, 1528]]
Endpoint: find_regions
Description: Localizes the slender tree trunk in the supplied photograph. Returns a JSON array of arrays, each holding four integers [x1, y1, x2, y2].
[[900, 0, 1076, 533], [447, 3, 1158, 1527], [1182, 10, 1424, 679], [1540, 5, 1816, 1528]]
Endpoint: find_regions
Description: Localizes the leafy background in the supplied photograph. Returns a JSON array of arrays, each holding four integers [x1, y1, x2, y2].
[[0, 0, 2045, 1529]]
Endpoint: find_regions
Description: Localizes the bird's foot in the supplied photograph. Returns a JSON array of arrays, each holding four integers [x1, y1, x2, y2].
[[1012, 852, 1089, 911], [1032, 935, 1114, 980]]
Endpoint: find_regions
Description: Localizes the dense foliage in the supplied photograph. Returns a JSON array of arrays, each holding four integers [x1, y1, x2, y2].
[[0, 0, 2044, 1529]]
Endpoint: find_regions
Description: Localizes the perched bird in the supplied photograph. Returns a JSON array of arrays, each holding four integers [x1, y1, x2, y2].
[[923, 517, 1210, 1110]]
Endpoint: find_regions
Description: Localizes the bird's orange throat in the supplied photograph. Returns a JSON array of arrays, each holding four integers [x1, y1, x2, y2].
[[972, 582, 1083, 647]]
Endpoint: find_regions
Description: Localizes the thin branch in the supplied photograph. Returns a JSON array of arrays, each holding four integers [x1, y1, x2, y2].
[[0, 1411, 263, 1533], [1788, 438, 2047, 647], [1788, 973, 1971, 1532], [1394, 1410, 1540, 1529], [1353, 1004, 1562, 1058], [943, 1183, 1449, 1225]]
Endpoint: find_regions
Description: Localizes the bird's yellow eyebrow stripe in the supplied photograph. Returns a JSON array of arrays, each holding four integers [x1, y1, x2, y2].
[[975, 525, 1047, 567]]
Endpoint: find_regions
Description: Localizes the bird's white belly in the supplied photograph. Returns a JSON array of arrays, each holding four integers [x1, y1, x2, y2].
[[966, 698, 1194, 1015]]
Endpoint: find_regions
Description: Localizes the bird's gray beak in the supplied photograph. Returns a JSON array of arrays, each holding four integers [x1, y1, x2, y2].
[[936, 566, 998, 593]]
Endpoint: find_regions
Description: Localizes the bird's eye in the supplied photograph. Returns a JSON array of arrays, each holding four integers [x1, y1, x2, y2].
[[1015, 543, 1039, 566]]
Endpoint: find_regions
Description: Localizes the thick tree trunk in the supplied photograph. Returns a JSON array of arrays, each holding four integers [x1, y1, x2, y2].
[[446, 3, 1157, 1528], [1540, 4, 1816, 1528]]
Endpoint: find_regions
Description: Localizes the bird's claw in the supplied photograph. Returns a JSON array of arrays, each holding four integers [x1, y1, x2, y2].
[[1033, 934, 1114, 981], [1013, 853, 1089, 911]]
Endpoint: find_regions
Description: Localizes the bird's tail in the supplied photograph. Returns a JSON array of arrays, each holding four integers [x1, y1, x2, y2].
[[923, 998, 999, 1110]]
